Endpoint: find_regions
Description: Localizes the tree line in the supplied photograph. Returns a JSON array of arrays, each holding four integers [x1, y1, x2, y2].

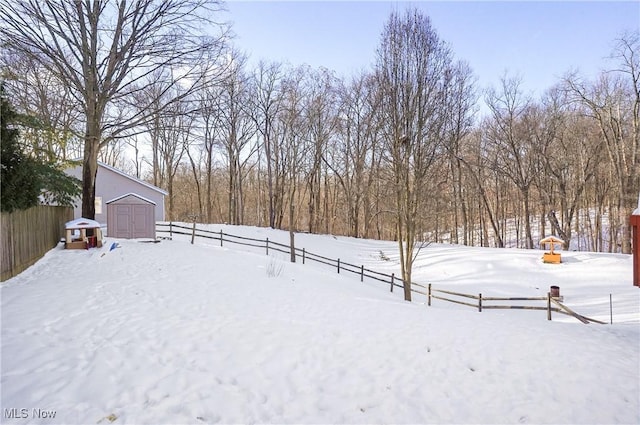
[[1, 2, 638, 299]]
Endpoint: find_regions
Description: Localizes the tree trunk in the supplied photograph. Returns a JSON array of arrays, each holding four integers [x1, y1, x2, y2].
[[522, 188, 534, 249], [81, 120, 100, 219], [265, 132, 276, 228], [289, 200, 296, 263]]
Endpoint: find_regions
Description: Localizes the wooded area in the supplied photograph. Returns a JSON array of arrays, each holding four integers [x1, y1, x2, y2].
[[1, 3, 638, 258]]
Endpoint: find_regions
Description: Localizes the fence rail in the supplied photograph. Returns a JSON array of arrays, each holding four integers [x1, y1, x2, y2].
[[427, 284, 605, 324], [157, 222, 410, 292], [1, 205, 73, 281], [156, 221, 603, 324]]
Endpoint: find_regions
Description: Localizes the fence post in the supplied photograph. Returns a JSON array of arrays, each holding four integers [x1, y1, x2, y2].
[[390, 273, 394, 292], [266, 238, 269, 256], [302, 248, 306, 264], [191, 221, 196, 245], [360, 265, 364, 282], [609, 294, 613, 324], [427, 283, 431, 306], [289, 230, 296, 263], [220, 230, 223, 247], [169, 221, 173, 239], [337, 258, 340, 274], [478, 293, 482, 312], [547, 292, 552, 321]]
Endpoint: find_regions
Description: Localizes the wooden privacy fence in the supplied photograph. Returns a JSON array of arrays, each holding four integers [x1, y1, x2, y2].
[[157, 222, 604, 324], [1, 205, 73, 281]]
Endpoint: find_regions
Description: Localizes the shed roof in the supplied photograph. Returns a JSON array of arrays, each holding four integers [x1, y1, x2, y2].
[[98, 161, 168, 196], [68, 159, 168, 196]]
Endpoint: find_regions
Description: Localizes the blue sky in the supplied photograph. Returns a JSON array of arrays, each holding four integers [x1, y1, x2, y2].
[[225, 1, 639, 99]]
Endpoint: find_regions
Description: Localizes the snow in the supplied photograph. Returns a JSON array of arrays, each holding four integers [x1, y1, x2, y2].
[[540, 235, 564, 244], [2, 224, 639, 424], [64, 218, 101, 229]]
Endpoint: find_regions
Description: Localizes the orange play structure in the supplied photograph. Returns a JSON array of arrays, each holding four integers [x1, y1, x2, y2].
[[540, 236, 564, 264]]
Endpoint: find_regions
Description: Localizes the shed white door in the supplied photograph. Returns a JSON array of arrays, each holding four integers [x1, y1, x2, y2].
[[112, 204, 155, 239]]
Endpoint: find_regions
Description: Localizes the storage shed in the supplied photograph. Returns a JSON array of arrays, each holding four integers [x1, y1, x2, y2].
[[106, 193, 156, 239]]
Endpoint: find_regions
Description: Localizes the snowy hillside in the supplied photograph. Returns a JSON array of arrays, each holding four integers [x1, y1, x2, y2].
[[1, 224, 638, 424]]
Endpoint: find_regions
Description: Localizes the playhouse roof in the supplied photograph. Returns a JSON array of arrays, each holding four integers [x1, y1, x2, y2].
[[65, 218, 101, 229]]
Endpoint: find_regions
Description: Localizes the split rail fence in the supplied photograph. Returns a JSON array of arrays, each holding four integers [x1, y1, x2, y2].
[[156, 221, 604, 324], [427, 286, 605, 324]]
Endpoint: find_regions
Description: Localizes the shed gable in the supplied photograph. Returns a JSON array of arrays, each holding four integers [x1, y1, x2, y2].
[[107, 193, 156, 206]]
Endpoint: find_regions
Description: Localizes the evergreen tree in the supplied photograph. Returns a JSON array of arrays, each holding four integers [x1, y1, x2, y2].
[[1, 83, 81, 213]]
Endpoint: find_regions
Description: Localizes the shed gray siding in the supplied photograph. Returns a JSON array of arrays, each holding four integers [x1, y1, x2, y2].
[[106, 194, 156, 239], [65, 162, 166, 226]]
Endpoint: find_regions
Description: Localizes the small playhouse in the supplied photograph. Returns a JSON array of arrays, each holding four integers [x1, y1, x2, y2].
[[540, 235, 564, 264], [65, 218, 103, 249]]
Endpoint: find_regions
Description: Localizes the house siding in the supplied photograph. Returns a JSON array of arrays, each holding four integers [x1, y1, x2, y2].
[[66, 163, 166, 225]]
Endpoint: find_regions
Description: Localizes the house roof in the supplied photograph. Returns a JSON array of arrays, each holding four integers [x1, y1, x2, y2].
[[97, 161, 168, 196], [106, 192, 157, 205]]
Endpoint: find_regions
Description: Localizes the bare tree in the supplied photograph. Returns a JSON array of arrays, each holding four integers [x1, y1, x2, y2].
[[326, 72, 383, 238], [2, 52, 83, 162], [0, 0, 227, 219], [214, 51, 258, 224], [135, 70, 197, 220], [484, 75, 538, 249], [158, 97, 194, 220], [458, 128, 506, 247], [376, 8, 456, 301], [123, 135, 144, 179], [533, 87, 601, 249], [564, 32, 639, 253], [301, 67, 341, 234], [197, 73, 225, 223], [183, 128, 205, 219], [250, 61, 285, 229], [98, 138, 127, 168], [442, 61, 477, 245], [278, 66, 309, 261]]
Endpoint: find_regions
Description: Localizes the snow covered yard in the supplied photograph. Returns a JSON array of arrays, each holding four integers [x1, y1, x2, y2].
[[1, 225, 639, 424]]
